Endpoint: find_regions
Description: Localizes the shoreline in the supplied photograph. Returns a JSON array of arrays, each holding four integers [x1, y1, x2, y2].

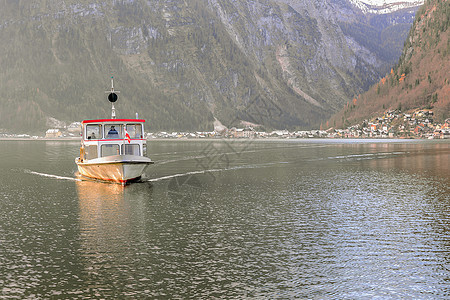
[[0, 137, 81, 141], [1, 137, 447, 142]]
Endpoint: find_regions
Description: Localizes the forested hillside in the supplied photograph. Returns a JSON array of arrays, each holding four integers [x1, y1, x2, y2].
[[330, 0, 449, 128]]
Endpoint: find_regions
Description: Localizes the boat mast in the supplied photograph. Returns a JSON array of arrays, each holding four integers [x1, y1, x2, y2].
[[106, 77, 120, 119]]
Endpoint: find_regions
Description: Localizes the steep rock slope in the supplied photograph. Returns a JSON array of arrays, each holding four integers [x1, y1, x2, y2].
[[0, 0, 422, 133]]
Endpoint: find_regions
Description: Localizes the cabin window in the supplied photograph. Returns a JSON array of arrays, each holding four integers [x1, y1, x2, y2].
[[105, 124, 122, 139], [86, 145, 98, 160], [86, 124, 101, 140], [121, 144, 140, 156], [101, 144, 120, 157], [126, 124, 143, 138]]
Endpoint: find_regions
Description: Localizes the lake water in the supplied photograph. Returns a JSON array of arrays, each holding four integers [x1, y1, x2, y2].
[[0, 139, 449, 298]]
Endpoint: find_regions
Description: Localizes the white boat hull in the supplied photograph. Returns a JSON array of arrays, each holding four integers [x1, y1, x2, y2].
[[76, 155, 153, 184]]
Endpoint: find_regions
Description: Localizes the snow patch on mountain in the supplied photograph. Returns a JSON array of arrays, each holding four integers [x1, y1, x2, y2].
[[350, 0, 424, 14]]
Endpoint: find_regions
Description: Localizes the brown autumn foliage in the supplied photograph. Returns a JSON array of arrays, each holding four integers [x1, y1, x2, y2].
[[329, 0, 449, 128]]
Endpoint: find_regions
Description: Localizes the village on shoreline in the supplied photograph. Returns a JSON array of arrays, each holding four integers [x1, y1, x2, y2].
[[150, 109, 449, 140], [1, 109, 449, 140]]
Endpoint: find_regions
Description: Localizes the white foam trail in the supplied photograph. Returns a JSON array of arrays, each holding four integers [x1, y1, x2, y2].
[[150, 149, 201, 157], [154, 144, 320, 166], [155, 149, 259, 166], [147, 169, 222, 182], [147, 162, 277, 182], [25, 170, 81, 182], [326, 151, 407, 160]]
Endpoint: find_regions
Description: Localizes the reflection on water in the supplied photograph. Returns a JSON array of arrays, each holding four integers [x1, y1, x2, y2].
[[0, 140, 448, 298], [75, 180, 153, 297], [366, 142, 450, 178], [77, 180, 128, 259]]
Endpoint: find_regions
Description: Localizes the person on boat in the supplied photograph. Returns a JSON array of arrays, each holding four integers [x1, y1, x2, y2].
[[107, 126, 119, 138]]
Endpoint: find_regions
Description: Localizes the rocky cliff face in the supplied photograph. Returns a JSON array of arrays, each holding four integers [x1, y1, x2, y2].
[[0, 0, 423, 133]]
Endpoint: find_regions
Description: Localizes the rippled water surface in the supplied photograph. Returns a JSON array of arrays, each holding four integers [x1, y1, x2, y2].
[[0, 139, 449, 298]]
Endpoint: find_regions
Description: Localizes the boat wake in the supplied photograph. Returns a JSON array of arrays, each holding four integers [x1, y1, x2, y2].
[[25, 160, 284, 184], [155, 149, 259, 166], [146, 162, 278, 183], [24, 169, 82, 182], [154, 144, 324, 166], [321, 151, 408, 161]]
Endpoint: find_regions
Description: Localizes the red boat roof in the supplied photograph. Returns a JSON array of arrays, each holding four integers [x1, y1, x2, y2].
[[82, 119, 146, 124]]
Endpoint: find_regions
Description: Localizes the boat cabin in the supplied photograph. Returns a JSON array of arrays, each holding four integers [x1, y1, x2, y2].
[[80, 119, 147, 162]]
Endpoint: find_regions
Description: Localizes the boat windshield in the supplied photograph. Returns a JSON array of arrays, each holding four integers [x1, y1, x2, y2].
[[126, 124, 143, 138], [84, 122, 144, 140], [86, 124, 102, 140], [105, 124, 122, 139]]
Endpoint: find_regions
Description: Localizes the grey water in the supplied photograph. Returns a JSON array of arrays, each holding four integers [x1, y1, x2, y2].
[[0, 139, 449, 298]]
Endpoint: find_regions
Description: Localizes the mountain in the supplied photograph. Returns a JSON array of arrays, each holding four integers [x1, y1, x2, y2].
[[350, 0, 424, 14], [0, 0, 423, 134], [329, 0, 449, 128]]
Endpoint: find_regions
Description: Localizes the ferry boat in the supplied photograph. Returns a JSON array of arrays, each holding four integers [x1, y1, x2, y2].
[[75, 78, 153, 184]]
